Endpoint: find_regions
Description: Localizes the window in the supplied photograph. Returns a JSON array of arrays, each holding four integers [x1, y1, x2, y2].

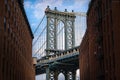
[[4, 17, 6, 31], [5, 0, 7, 11], [8, 5, 10, 18], [14, 17, 16, 27], [11, 29, 13, 38], [8, 23, 10, 34]]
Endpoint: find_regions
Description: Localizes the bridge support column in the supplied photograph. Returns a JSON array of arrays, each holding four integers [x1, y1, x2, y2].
[[46, 67, 50, 80], [50, 71, 54, 80], [54, 70, 59, 80], [64, 71, 69, 80], [72, 70, 76, 80]]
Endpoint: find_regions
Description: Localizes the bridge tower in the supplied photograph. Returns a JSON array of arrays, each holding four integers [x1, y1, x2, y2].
[[45, 6, 76, 56]]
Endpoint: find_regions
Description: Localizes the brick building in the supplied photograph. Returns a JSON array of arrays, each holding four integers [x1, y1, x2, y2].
[[79, 30, 90, 80], [79, 0, 120, 80], [0, 0, 35, 80]]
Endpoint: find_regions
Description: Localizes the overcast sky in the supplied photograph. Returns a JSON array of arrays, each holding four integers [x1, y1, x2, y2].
[[24, 0, 90, 80]]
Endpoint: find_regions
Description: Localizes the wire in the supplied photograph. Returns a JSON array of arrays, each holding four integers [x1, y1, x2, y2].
[[33, 41, 46, 57], [32, 12, 87, 59], [57, 26, 64, 36], [57, 25, 64, 50], [33, 15, 46, 34], [32, 26, 46, 46], [62, 26, 64, 50], [34, 24, 64, 57]]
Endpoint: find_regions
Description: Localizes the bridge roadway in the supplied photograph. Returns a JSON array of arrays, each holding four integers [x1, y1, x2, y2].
[[35, 46, 80, 79]]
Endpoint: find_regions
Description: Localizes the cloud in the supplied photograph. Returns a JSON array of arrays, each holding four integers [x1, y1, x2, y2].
[[24, 0, 90, 79], [24, 1, 31, 8], [68, 0, 90, 12], [24, 0, 89, 57], [75, 15, 87, 46], [24, 0, 90, 20], [31, 0, 63, 19], [35, 0, 62, 18], [24, 0, 90, 33], [24, 1, 34, 9]]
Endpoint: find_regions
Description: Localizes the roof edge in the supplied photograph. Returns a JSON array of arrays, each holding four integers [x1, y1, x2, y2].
[[17, 0, 34, 39]]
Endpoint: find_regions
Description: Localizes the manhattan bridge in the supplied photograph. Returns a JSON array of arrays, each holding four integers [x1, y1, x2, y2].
[[32, 6, 86, 80]]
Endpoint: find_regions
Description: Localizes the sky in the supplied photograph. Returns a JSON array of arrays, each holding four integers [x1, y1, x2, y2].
[[24, 0, 90, 80], [24, 0, 90, 33]]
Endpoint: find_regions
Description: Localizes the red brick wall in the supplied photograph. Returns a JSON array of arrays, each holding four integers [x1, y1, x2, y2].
[[79, 0, 120, 80], [100, 1, 120, 80], [111, 1, 120, 80], [0, 0, 35, 80], [79, 30, 90, 80], [0, 1, 5, 80]]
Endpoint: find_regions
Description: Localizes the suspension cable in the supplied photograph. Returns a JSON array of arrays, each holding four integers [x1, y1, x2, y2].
[[62, 27, 63, 50], [38, 51, 45, 59], [32, 26, 47, 46], [34, 25, 64, 57], [33, 15, 46, 34], [57, 25, 64, 50], [33, 41, 46, 57], [57, 26, 64, 36]]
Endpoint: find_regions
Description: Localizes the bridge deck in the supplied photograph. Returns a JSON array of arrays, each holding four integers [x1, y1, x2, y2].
[[36, 46, 80, 75]]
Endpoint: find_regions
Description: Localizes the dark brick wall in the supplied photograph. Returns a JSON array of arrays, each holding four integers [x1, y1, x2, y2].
[[79, 30, 90, 80], [0, 0, 35, 80], [79, 0, 120, 80], [111, 1, 120, 80]]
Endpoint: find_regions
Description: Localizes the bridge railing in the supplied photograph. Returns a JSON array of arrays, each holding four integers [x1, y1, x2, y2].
[[37, 46, 80, 64]]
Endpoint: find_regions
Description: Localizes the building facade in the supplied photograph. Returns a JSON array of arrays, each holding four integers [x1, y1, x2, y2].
[[79, 30, 90, 80], [0, 0, 35, 80], [79, 0, 120, 80]]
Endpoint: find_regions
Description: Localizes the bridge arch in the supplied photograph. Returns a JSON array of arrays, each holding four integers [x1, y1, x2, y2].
[[57, 20, 65, 50], [45, 6, 76, 56], [76, 69, 80, 79], [58, 73, 65, 80], [35, 6, 84, 80]]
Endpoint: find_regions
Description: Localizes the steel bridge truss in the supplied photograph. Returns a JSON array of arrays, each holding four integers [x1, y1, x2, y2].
[[45, 6, 76, 56], [35, 6, 83, 80], [36, 46, 80, 80]]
